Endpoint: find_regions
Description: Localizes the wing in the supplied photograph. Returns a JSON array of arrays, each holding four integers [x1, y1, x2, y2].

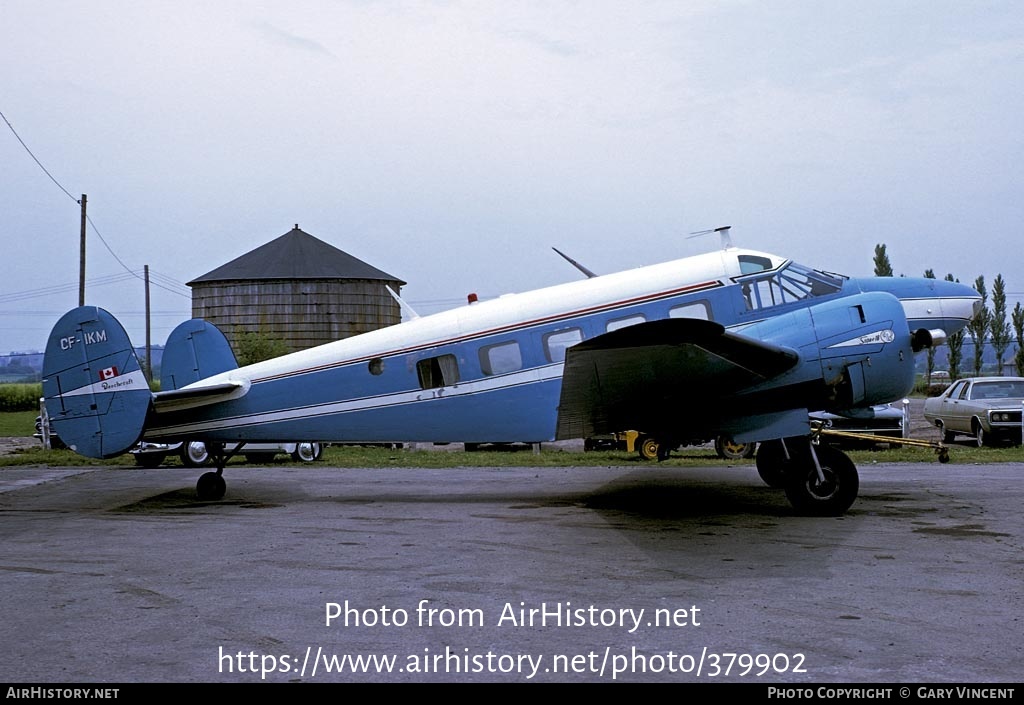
[[554, 318, 800, 439]]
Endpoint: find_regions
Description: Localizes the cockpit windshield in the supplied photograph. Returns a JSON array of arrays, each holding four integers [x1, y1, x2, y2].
[[738, 260, 845, 312]]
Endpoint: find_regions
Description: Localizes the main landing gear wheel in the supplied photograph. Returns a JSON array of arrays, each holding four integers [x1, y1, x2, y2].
[[784, 444, 859, 517], [754, 438, 801, 489], [196, 471, 226, 501]]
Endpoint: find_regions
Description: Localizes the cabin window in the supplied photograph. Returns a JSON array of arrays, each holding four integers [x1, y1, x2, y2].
[[668, 301, 711, 321], [606, 314, 646, 332], [368, 358, 384, 376], [416, 354, 460, 389], [544, 328, 583, 363], [479, 341, 523, 376]]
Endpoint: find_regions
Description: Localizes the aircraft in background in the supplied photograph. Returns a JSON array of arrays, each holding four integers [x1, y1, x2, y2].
[[42, 233, 980, 515]]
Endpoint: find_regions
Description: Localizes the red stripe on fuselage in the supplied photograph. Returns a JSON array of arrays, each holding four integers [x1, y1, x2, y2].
[[252, 279, 725, 384]]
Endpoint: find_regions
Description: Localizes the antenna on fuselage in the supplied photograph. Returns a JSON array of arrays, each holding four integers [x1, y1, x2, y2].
[[552, 247, 598, 279], [688, 225, 733, 250], [385, 285, 420, 320]]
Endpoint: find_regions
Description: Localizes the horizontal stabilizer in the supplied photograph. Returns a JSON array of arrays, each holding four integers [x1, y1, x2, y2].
[[151, 380, 248, 414], [556, 318, 799, 439], [161, 319, 238, 391], [42, 307, 151, 458]]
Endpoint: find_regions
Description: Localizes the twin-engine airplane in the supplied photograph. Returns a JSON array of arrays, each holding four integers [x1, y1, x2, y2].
[[42, 236, 981, 515]]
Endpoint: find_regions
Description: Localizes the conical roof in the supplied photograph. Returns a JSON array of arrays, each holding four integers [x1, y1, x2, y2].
[[188, 226, 405, 285]]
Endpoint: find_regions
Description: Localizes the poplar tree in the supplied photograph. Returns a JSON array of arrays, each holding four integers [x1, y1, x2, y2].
[[873, 244, 894, 277], [990, 274, 1012, 375], [967, 276, 990, 377], [945, 274, 965, 381], [1012, 302, 1024, 376]]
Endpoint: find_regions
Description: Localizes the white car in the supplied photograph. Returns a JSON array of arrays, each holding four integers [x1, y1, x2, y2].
[[132, 440, 324, 468], [923, 377, 1024, 447]]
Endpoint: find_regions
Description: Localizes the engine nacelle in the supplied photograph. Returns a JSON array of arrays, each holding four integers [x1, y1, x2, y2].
[[911, 328, 948, 352]]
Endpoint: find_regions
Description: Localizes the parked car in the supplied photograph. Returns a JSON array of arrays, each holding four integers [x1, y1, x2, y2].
[[130, 440, 324, 468], [33, 414, 66, 450], [809, 403, 907, 448], [631, 434, 756, 460], [584, 431, 756, 460], [923, 377, 1024, 447]]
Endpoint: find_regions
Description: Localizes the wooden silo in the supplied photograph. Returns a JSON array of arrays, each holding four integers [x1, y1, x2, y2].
[[187, 225, 406, 354]]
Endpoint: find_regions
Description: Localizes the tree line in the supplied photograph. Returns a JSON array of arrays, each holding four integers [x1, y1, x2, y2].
[[873, 244, 1024, 382]]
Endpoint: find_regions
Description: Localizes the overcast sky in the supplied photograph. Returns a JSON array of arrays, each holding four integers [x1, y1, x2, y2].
[[3, 1, 1022, 354]]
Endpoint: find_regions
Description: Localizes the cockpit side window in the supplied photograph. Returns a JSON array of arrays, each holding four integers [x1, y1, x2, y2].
[[738, 255, 773, 275], [739, 262, 843, 312]]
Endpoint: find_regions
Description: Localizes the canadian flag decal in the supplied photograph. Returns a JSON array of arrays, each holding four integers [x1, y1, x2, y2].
[[99, 366, 119, 381]]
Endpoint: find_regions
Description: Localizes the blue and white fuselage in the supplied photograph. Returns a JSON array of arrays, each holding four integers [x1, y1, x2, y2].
[[41, 244, 982, 512], [134, 247, 978, 446]]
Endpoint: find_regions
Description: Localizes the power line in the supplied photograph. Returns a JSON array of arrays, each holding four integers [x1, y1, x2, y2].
[[0, 109, 78, 203], [0, 270, 191, 304], [2, 107, 152, 290], [0, 273, 138, 304]]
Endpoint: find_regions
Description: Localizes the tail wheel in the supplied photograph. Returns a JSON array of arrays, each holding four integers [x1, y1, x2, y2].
[[784, 444, 859, 516], [196, 471, 226, 501]]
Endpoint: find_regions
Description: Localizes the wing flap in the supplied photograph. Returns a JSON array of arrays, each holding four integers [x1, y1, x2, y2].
[[555, 318, 799, 439]]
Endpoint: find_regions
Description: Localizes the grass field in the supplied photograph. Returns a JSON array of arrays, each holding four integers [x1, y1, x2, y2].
[[0, 411, 37, 437], [2, 419, 1022, 469]]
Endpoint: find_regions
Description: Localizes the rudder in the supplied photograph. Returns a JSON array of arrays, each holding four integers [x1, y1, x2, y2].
[[42, 307, 151, 458], [160, 318, 238, 391]]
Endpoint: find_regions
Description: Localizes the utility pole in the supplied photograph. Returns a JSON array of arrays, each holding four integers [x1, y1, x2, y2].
[[78, 194, 87, 306], [144, 264, 152, 381]]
